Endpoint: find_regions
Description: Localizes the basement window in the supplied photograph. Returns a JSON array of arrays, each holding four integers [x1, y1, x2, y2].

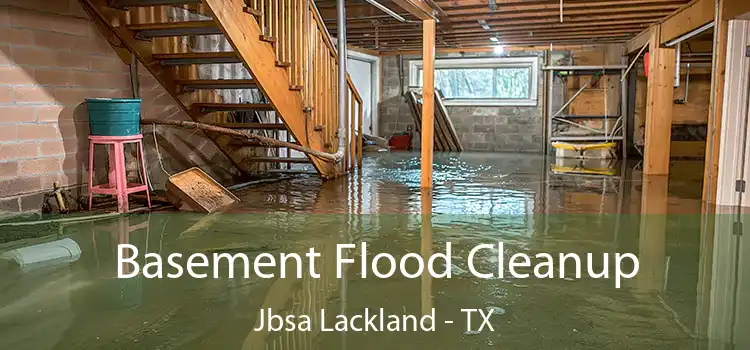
[[408, 57, 539, 106]]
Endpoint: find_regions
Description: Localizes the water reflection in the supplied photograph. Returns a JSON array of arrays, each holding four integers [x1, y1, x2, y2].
[[0, 152, 745, 349]]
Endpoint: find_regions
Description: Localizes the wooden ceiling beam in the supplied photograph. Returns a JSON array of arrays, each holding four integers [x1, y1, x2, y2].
[[352, 31, 633, 43], [442, 13, 668, 28], [347, 24, 648, 38], [658, 0, 714, 44], [432, 0, 681, 8], [319, 0, 684, 18], [367, 37, 628, 51], [626, 0, 715, 53], [337, 17, 659, 34], [328, 13, 668, 30], [724, 0, 750, 19], [446, 6, 678, 22], [349, 30, 644, 44], [377, 43, 599, 55], [391, 0, 438, 20], [441, 1, 684, 16], [353, 34, 630, 47]]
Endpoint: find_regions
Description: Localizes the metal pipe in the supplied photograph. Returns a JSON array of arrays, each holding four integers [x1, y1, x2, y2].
[[362, 0, 408, 22], [684, 63, 691, 102], [674, 42, 681, 87], [426, 0, 446, 16], [324, 14, 416, 22], [337, 0, 347, 161], [665, 21, 714, 47]]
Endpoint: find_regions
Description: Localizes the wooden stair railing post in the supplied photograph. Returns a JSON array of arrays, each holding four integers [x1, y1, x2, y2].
[[357, 92, 363, 168]]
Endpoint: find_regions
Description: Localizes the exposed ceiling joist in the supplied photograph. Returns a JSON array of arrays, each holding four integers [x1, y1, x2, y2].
[[314, 0, 693, 53]]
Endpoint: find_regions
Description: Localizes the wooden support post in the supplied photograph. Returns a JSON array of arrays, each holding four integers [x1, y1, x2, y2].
[[420, 191, 433, 315], [643, 25, 676, 175], [635, 175, 668, 292], [703, 4, 728, 204], [421, 19, 436, 189]]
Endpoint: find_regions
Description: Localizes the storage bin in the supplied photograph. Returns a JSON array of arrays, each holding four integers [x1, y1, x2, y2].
[[86, 98, 141, 136]]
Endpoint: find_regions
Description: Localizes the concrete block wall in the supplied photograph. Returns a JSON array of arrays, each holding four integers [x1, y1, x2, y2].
[[0, 4, 239, 214], [378, 51, 546, 153]]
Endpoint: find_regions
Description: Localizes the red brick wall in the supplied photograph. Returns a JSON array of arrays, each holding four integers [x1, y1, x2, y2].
[[0, 4, 239, 213]]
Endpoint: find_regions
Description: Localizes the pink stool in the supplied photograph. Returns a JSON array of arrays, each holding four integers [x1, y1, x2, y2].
[[88, 134, 151, 213]]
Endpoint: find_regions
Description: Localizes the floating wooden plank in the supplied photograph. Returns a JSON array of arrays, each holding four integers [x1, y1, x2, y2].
[[177, 79, 258, 90], [406, 90, 463, 153], [166, 167, 239, 213], [153, 52, 241, 65], [127, 21, 221, 39], [211, 123, 287, 130], [193, 103, 276, 112], [434, 90, 463, 152]]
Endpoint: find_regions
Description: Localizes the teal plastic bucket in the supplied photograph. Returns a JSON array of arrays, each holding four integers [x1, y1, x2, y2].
[[86, 98, 141, 136]]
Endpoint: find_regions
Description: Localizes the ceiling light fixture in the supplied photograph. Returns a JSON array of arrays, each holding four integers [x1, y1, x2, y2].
[[489, 37, 499, 42], [493, 45, 505, 55]]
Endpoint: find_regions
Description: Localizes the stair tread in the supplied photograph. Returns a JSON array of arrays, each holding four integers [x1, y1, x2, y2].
[[128, 21, 217, 31], [248, 157, 311, 163], [128, 20, 221, 38], [112, 0, 201, 7], [194, 103, 275, 112], [210, 122, 286, 129], [177, 79, 258, 89], [153, 51, 241, 65], [153, 52, 237, 59]]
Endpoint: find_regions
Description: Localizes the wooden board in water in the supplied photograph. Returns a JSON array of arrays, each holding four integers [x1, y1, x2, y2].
[[166, 167, 239, 213]]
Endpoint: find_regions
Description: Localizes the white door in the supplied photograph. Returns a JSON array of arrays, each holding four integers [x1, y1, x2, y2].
[[347, 58, 373, 135]]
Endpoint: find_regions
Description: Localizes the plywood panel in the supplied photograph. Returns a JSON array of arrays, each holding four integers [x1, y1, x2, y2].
[[671, 140, 707, 158], [672, 76, 711, 124], [568, 90, 607, 116]]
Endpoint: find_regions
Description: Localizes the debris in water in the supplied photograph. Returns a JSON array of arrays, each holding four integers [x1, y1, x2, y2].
[[463, 330, 481, 336], [451, 264, 468, 276], [486, 306, 506, 315]]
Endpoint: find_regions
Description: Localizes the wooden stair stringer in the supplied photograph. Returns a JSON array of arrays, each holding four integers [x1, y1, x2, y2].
[[199, 0, 336, 178], [78, 0, 273, 175]]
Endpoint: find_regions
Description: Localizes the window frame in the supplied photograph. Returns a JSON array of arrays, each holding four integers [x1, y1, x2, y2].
[[408, 56, 540, 107]]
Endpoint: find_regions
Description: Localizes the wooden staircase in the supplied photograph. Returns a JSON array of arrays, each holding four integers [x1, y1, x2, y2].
[[79, 0, 363, 178]]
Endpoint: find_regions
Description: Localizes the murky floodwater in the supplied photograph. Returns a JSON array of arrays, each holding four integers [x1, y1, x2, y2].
[[0, 152, 746, 349]]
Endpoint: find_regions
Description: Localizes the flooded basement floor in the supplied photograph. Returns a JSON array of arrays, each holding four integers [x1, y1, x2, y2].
[[0, 152, 747, 349]]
